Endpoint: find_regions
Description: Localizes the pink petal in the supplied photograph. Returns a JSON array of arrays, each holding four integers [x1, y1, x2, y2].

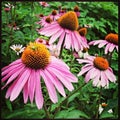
[[104, 69, 116, 82], [45, 68, 66, 97], [77, 66, 93, 76], [57, 30, 65, 50], [2, 59, 22, 71], [72, 32, 79, 51], [2, 66, 25, 89], [2, 63, 23, 76], [89, 68, 99, 79], [28, 69, 36, 103], [40, 70, 58, 103], [5, 79, 18, 99], [35, 70, 44, 109], [92, 74, 100, 86], [49, 28, 63, 44], [109, 44, 115, 52], [64, 31, 72, 49], [49, 67, 74, 91], [98, 41, 107, 48], [93, 40, 105, 45], [100, 71, 107, 87], [77, 59, 93, 64], [23, 80, 29, 103], [10, 68, 31, 101], [105, 43, 111, 54]]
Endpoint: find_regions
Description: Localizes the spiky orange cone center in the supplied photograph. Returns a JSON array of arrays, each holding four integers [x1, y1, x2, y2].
[[93, 57, 109, 70], [57, 11, 79, 31], [21, 42, 50, 69], [105, 33, 118, 45]]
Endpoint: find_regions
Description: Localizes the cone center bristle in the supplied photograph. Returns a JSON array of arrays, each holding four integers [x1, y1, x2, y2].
[[21, 42, 50, 69], [57, 11, 79, 31], [105, 33, 118, 45], [74, 6, 79, 12], [93, 57, 109, 70]]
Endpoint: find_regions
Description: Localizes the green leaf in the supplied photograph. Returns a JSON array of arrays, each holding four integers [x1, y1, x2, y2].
[[5, 99, 13, 112], [68, 92, 80, 104], [100, 111, 115, 119]]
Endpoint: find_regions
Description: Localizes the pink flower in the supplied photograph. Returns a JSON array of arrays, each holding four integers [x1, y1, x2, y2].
[[50, 10, 61, 21], [39, 2, 49, 7], [4, 8, 10, 12], [74, 5, 80, 17], [77, 56, 116, 87], [2, 42, 78, 109], [36, 16, 53, 27], [89, 33, 118, 54], [38, 11, 89, 52]]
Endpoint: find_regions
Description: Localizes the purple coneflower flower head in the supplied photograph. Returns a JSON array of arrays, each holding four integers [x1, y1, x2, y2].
[[77, 56, 116, 87], [36, 16, 53, 27], [38, 11, 89, 52], [74, 5, 80, 17], [50, 10, 60, 21], [89, 33, 118, 54], [10, 44, 25, 55], [78, 27, 88, 44], [2, 42, 78, 109]]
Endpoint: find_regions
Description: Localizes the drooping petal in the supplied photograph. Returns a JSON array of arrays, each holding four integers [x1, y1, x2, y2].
[[77, 65, 93, 76], [23, 80, 29, 103], [35, 70, 44, 109], [105, 43, 111, 54], [40, 70, 58, 103], [28, 69, 36, 103], [10, 68, 31, 101], [45, 68, 66, 97], [109, 44, 115, 52], [49, 67, 74, 91], [104, 69, 116, 82], [49, 28, 64, 44], [2, 59, 22, 71]]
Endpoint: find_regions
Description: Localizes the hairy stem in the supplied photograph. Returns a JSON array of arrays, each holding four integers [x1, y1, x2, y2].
[[43, 103, 50, 119], [53, 83, 86, 118], [95, 87, 102, 119]]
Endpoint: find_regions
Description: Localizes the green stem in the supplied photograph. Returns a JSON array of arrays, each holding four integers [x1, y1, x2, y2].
[[95, 87, 102, 119], [43, 103, 50, 119], [53, 83, 86, 118]]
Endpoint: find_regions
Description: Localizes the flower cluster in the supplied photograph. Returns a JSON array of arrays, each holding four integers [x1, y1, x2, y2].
[[2, 2, 118, 111]]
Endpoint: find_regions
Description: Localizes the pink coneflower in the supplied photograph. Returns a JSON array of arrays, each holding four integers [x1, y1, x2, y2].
[[2, 42, 78, 109], [36, 16, 53, 27], [74, 5, 80, 17], [50, 10, 60, 21], [38, 11, 89, 52], [77, 56, 116, 87], [78, 27, 88, 44], [39, 2, 49, 7], [89, 33, 118, 54], [8, 23, 19, 30]]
